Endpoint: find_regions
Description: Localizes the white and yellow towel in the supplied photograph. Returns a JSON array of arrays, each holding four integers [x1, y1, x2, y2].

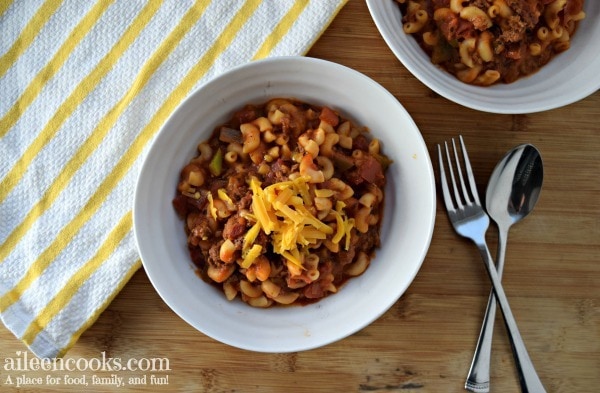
[[0, 0, 347, 359]]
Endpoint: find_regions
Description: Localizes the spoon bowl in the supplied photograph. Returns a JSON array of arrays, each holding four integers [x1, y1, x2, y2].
[[486, 144, 544, 230]]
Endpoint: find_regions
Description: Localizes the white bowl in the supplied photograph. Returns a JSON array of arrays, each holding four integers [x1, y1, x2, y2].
[[133, 57, 436, 352], [367, 0, 600, 114]]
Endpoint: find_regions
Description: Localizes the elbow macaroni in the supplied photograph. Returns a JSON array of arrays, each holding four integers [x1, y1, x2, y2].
[[174, 98, 391, 307], [397, 0, 586, 85]]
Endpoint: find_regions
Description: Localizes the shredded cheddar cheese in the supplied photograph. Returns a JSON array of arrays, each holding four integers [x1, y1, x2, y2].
[[243, 222, 261, 250], [242, 244, 262, 268], [244, 176, 353, 269], [217, 188, 235, 210], [207, 192, 217, 220], [331, 210, 345, 244]]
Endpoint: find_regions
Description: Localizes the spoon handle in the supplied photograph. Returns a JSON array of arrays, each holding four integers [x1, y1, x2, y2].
[[473, 241, 546, 393], [465, 230, 508, 392]]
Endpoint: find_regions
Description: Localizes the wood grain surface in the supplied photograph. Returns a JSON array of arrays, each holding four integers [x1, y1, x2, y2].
[[1, 1, 598, 392]]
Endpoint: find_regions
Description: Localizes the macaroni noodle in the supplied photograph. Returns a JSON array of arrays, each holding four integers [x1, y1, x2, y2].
[[396, 0, 586, 85]]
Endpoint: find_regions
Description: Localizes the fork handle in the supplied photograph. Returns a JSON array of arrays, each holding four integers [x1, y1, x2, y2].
[[475, 243, 546, 393], [465, 293, 497, 392], [465, 230, 509, 392]]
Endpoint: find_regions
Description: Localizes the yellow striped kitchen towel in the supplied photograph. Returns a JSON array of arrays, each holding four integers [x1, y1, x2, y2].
[[0, 0, 347, 358]]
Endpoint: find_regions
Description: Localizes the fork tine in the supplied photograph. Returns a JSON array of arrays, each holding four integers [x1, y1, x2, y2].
[[451, 138, 471, 205], [437, 144, 455, 211], [458, 135, 482, 205], [444, 140, 464, 209]]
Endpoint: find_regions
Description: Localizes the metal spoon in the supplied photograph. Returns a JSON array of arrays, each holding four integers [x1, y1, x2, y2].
[[465, 144, 544, 392]]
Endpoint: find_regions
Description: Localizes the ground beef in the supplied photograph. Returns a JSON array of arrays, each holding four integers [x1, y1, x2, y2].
[[188, 215, 212, 246], [263, 158, 291, 186], [208, 240, 224, 266], [223, 214, 247, 241], [499, 16, 528, 43], [471, 0, 493, 8], [507, 0, 542, 27]]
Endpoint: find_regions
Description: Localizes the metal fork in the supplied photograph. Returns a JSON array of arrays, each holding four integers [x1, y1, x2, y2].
[[438, 136, 545, 393]]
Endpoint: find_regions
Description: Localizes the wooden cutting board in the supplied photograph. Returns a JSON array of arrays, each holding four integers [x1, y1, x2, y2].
[[1, 1, 598, 392]]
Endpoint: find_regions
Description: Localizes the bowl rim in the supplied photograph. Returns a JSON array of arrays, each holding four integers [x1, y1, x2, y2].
[[133, 56, 436, 352], [366, 0, 600, 114]]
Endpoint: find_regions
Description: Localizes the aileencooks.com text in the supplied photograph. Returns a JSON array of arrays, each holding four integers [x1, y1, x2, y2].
[[3, 351, 171, 372]]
